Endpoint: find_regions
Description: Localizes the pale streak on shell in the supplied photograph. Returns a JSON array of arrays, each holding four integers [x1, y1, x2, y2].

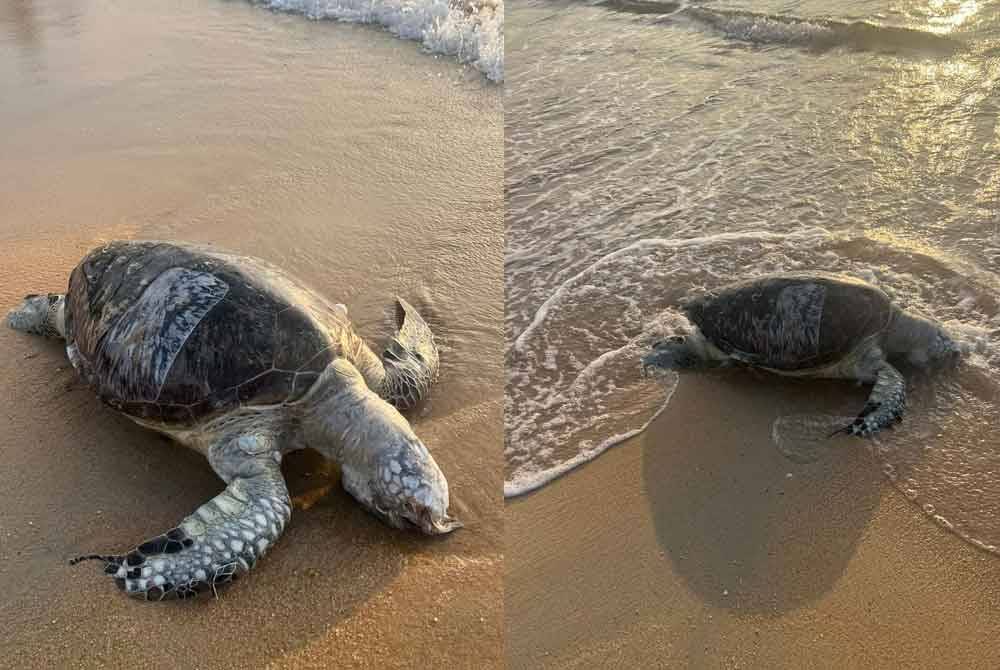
[[94, 268, 228, 402]]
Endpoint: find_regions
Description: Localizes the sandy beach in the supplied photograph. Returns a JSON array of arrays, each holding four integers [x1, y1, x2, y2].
[[506, 371, 1000, 668], [0, 1, 501, 668]]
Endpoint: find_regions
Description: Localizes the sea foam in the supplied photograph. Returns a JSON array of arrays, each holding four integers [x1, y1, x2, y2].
[[254, 0, 503, 81]]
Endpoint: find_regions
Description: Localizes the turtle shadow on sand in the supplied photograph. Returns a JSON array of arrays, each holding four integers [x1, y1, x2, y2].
[[640, 371, 916, 616]]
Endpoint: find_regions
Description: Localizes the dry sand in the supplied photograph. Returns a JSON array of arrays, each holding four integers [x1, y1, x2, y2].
[[506, 372, 1000, 669], [0, 1, 501, 668]]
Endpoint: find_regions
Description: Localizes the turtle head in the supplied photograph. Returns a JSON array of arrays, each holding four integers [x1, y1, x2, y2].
[[346, 438, 462, 535], [7, 293, 62, 337], [885, 309, 963, 368], [642, 335, 705, 373], [334, 423, 462, 535], [310, 359, 462, 535]]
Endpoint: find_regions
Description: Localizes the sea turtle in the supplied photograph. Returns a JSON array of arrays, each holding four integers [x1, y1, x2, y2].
[[642, 273, 961, 437], [7, 240, 460, 600]]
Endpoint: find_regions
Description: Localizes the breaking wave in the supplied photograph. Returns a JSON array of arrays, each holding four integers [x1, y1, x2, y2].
[[598, 2, 966, 57], [251, 0, 504, 81]]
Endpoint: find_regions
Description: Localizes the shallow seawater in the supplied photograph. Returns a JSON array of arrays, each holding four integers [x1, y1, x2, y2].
[[505, 0, 1000, 553]]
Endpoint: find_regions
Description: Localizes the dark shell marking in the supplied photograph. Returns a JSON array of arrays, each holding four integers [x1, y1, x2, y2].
[[684, 274, 894, 371], [65, 242, 351, 425]]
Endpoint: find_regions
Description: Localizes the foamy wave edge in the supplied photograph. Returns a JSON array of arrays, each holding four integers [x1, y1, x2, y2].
[[504, 388, 675, 498], [253, 0, 504, 82]]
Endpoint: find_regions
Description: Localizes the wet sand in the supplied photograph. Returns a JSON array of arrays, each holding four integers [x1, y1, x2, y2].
[[507, 372, 1000, 668], [0, 1, 501, 668]]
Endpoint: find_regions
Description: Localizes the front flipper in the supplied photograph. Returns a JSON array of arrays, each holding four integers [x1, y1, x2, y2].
[[833, 363, 906, 438], [71, 433, 290, 600], [380, 298, 440, 410]]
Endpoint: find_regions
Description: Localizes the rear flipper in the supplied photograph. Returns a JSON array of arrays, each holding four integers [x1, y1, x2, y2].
[[7, 293, 65, 338], [70, 434, 290, 600], [380, 298, 440, 410], [833, 363, 906, 438]]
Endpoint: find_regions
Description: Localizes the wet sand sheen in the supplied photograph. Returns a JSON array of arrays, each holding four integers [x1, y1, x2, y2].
[[0, 1, 501, 668], [506, 374, 1000, 668]]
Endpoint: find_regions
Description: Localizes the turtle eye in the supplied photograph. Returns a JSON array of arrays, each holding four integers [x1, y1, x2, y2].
[[669, 335, 685, 344]]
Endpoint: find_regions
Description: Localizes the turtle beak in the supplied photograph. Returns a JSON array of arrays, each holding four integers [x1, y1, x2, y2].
[[419, 509, 463, 535]]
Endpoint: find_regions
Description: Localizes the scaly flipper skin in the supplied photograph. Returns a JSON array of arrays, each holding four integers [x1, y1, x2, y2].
[[70, 433, 290, 600], [380, 298, 440, 410], [833, 363, 906, 438]]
